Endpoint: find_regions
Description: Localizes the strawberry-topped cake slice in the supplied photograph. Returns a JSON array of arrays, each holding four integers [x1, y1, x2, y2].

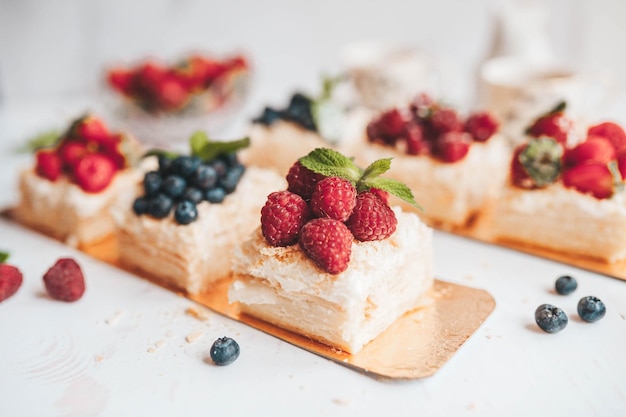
[[228, 148, 433, 354], [15, 114, 143, 248], [352, 93, 509, 230], [112, 132, 285, 295], [492, 103, 626, 262]]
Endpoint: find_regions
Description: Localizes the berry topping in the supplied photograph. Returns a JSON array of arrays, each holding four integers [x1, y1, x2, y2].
[[516, 138, 563, 188], [430, 108, 462, 134], [43, 258, 85, 302], [366, 108, 406, 145], [618, 150, 626, 180], [148, 193, 174, 218], [162, 175, 187, 198], [464, 112, 499, 142], [74, 153, 116, 193], [171, 156, 201, 178], [405, 122, 430, 155], [433, 131, 472, 163], [283, 93, 316, 131], [132, 196, 149, 215], [0, 263, 23, 303], [555, 275, 578, 295], [562, 163, 614, 199], [58, 140, 88, 168], [346, 191, 397, 241], [219, 163, 245, 193], [261, 191, 311, 247], [70, 115, 110, 143], [309, 177, 357, 221], [286, 161, 326, 200], [588, 122, 626, 153], [525, 101, 571, 145], [205, 187, 226, 203], [193, 164, 218, 190], [35, 149, 63, 181], [299, 218, 353, 275], [174, 200, 198, 225], [577, 296, 606, 323], [210, 337, 240, 366], [143, 171, 163, 196], [181, 187, 204, 204], [535, 304, 568, 333], [563, 137, 616, 168]]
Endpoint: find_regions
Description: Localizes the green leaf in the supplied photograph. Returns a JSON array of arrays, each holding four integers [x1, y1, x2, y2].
[[17, 130, 62, 153], [189, 131, 209, 156], [520, 137, 562, 187], [299, 148, 361, 182], [359, 176, 423, 210], [360, 158, 392, 181], [143, 149, 179, 160], [0, 251, 8, 263], [191, 134, 250, 161]]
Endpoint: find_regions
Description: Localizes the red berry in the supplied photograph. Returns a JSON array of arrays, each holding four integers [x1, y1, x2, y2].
[[0, 264, 23, 303], [155, 75, 189, 111], [430, 108, 462, 134], [563, 137, 616, 168], [286, 161, 326, 200], [618, 150, 626, 180], [72, 115, 110, 143], [261, 191, 311, 246], [107, 68, 134, 95], [526, 112, 571, 145], [346, 192, 397, 241], [367, 108, 406, 145], [73, 153, 117, 193], [35, 149, 63, 181], [465, 112, 499, 142], [43, 258, 85, 302], [299, 218, 353, 274], [433, 131, 471, 163], [405, 122, 430, 155], [562, 163, 614, 199], [409, 93, 435, 121], [510, 144, 535, 189], [58, 140, 89, 169], [587, 122, 626, 153], [309, 177, 357, 222], [368, 188, 390, 204]]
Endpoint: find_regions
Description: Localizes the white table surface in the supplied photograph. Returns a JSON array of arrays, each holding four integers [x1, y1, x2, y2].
[[1, 97, 625, 417]]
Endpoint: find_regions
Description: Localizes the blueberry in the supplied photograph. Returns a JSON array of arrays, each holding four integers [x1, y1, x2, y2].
[[253, 107, 283, 125], [143, 171, 163, 196], [174, 200, 198, 225], [157, 154, 173, 173], [132, 196, 149, 215], [211, 159, 228, 177], [555, 275, 577, 295], [205, 187, 226, 203], [171, 156, 201, 178], [577, 296, 606, 322], [210, 337, 240, 366], [220, 152, 239, 167], [162, 175, 187, 199], [181, 187, 204, 204], [219, 164, 245, 193], [147, 193, 173, 218], [193, 164, 218, 190], [535, 304, 568, 333], [283, 92, 316, 131]]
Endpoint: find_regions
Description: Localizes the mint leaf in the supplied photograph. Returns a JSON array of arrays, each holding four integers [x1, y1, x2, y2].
[[143, 149, 179, 160], [360, 158, 392, 181], [191, 134, 250, 161], [299, 148, 361, 182], [359, 176, 422, 210], [189, 131, 209, 156], [17, 130, 62, 153], [0, 251, 8, 263]]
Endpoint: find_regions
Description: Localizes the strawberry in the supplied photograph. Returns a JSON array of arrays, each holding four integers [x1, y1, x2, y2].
[[618, 150, 626, 180], [154, 75, 189, 111], [286, 161, 326, 200], [73, 153, 116, 193], [563, 137, 616, 168], [0, 264, 23, 303], [512, 138, 563, 188], [107, 68, 134, 96], [261, 191, 311, 247], [587, 122, 626, 153], [58, 140, 89, 169], [299, 218, 353, 274], [465, 112, 499, 142], [35, 149, 63, 181], [309, 177, 357, 222], [43, 258, 85, 302], [525, 101, 571, 145], [562, 163, 614, 199], [433, 131, 471, 163], [510, 144, 535, 188], [346, 191, 397, 241]]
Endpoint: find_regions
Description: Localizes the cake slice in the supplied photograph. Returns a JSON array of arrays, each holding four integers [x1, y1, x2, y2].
[[113, 133, 286, 294], [14, 114, 143, 248], [229, 148, 434, 354]]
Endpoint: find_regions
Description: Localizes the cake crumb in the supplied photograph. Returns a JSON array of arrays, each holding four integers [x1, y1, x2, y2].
[[94, 355, 105, 362], [186, 306, 211, 321], [185, 329, 204, 344], [105, 310, 123, 326], [466, 402, 477, 410], [332, 398, 352, 406], [147, 339, 167, 353]]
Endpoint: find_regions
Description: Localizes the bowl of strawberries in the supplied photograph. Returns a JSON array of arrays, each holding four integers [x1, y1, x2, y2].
[[105, 52, 251, 150]]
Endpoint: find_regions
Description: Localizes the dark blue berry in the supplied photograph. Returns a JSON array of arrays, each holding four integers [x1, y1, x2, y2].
[[132, 196, 149, 215], [555, 275, 577, 295], [577, 296, 606, 322], [284, 92, 316, 131], [157, 154, 173, 173], [162, 175, 187, 199], [219, 163, 245, 193], [220, 152, 239, 167], [193, 164, 218, 190], [174, 200, 198, 225], [147, 193, 173, 219], [181, 187, 204, 204], [143, 171, 163, 197], [205, 187, 226, 203], [171, 156, 201, 178], [211, 159, 228, 177], [535, 304, 568, 333], [210, 337, 240, 366], [253, 106, 283, 125]]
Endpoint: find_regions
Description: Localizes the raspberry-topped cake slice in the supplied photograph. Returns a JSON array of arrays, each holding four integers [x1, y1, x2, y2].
[[15, 114, 143, 247], [492, 105, 626, 262], [112, 132, 285, 294], [229, 148, 433, 354], [352, 93, 509, 230]]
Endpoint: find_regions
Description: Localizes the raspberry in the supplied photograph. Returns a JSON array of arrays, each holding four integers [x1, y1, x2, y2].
[[409, 93, 435, 121], [71, 115, 110, 143], [346, 192, 397, 241], [309, 177, 357, 221], [465, 112, 499, 142], [299, 218, 353, 274], [261, 191, 311, 246], [0, 264, 23, 303], [286, 161, 326, 199], [368, 188, 390, 204], [366, 108, 406, 145], [35, 149, 63, 181], [430, 108, 462, 134], [58, 140, 89, 169], [405, 122, 431, 155], [43, 258, 85, 302], [433, 131, 472, 163], [73, 153, 117, 193]]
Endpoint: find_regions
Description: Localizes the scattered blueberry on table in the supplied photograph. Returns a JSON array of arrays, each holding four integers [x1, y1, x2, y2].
[[577, 296, 606, 323], [210, 337, 240, 366], [555, 275, 577, 295], [535, 304, 568, 333]]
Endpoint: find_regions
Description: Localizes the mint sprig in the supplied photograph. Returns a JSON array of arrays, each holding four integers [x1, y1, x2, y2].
[[144, 131, 250, 162], [0, 251, 9, 263], [299, 148, 422, 209], [17, 130, 62, 153]]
